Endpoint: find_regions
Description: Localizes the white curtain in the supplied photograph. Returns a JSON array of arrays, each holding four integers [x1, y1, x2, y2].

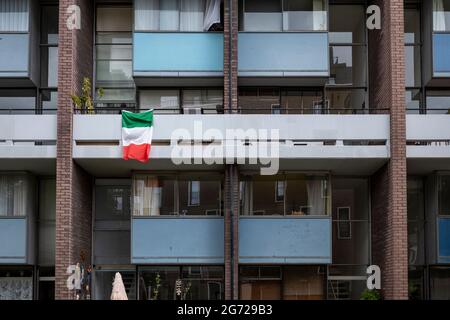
[[134, 0, 160, 31], [160, 0, 180, 31], [12, 176, 26, 217], [133, 176, 161, 216], [306, 179, 325, 215], [313, 0, 326, 31], [0, 176, 8, 216], [0, 0, 29, 32], [434, 0, 447, 31], [203, 0, 221, 31], [180, 0, 205, 31]]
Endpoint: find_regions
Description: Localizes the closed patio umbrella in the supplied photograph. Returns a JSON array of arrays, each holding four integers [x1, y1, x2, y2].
[[111, 272, 128, 300]]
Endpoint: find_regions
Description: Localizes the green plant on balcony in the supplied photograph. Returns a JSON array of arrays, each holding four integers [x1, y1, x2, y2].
[[360, 289, 382, 300], [71, 77, 103, 114]]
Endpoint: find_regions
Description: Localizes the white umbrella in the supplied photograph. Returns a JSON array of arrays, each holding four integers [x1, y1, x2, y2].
[[111, 272, 128, 300]]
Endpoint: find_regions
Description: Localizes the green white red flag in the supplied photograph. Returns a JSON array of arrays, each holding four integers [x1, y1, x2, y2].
[[122, 110, 153, 163]]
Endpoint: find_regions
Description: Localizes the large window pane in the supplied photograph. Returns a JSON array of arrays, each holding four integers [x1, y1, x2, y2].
[[283, 0, 327, 31], [0, 0, 29, 32], [140, 90, 180, 113], [243, 0, 282, 31], [41, 5, 58, 44], [138, 266, 224, 300], [97, 6, 132, 32], [330, 46, 366, 86], [329, 5, 365, 44], [182, 89, 223, 112], [178, 178, 222, 216], [328, 265, 367, 300], [326, 89, 367, 114], [405, 46, 421, 87], [0, 174, 34, 217], [95, 186, 130, 220], [132, 175, 176, 216], [0, 89, 36, 114], [426, 90, 450, 114], [405, 8, 421, 44], [430, 267, 450, 299], [433, 0, 450, 32], [405, 89, 422, 114], [240, 175, 329, 216], [283, 266, 324, 300], [38, 179, 56, 267], [41, 47, 58, 88], [280, 89, 323, 114], [439, 175, 450, 215], [239, 88, 280, 114]]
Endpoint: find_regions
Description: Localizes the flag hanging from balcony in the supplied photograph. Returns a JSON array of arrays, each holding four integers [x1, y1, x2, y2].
[[122, 110, 153, 163]]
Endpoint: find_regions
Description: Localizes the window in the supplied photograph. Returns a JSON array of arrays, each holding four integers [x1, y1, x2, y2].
[[439, 175, 450, 215], [95, 5, 135, 105], [134, 0, 223, 32], [139, 89, 223, 114], [240, 174, 330, 216], [433, 0, 450, 32], [337, 207, 351, 239], [404, 6, 423, 114], [0, 174, 34, 217], [132, 175, 222, 216], [188, 181, 200, 206], [327, 4, 367, 114], [425, 90, 450, 114], [407, 178, 425, 266], [0, 267, 33, 300], [40, 5, 58, 114], [38, 179, 56, 267], [0, 0, 29, 32], [332, 178, 370, 265], [239, 0, 327, 32], [0, 89, 36, 114], [430, 267, 450, 300], [275, 181, 285, 202], [138, 266, 224, 300]]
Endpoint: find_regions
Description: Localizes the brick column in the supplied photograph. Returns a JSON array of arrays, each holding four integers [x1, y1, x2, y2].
[[223, 0, 239, 300], [55, 0, 94, 300], [368, 0, 408, 299]]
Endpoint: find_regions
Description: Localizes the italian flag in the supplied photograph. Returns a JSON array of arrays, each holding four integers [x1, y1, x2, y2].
[[122, 110, 153, 163]]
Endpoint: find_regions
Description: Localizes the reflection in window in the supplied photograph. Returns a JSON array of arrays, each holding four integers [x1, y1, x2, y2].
[[240, 0, 327, 31], [132, 175, 222, 216], [407, 178, 425, 266], [430, 267, 450, 299], [239, 266, 325, 300], [240, 175, 329, 216], [134, 0, 223, 32], [325, 89, 367, 114], [0, 89, 36, 114], [426, 90, 450, 114], [95, 5, 135, 104], [138, 266, 224, 300], [405, 89, 422, 114]]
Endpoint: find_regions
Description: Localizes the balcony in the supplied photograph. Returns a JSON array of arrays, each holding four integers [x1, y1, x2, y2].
[[133, 32, 224, 84], [0, 115, 56, 174], [73, 114, 389, 175], [239, 217, 331, 264], [407, 115, 450, 174], [131, 217, 224, 264], [238, 32, 329, 83]]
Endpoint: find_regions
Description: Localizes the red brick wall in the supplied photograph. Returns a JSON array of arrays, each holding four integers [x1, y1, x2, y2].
[[55, 0, 94, 300], [369, 0, 408, 300], [223, 0, 240, 300]]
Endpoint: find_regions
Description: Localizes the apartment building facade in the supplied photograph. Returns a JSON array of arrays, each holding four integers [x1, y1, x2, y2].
[[0, 0, 449, 300]]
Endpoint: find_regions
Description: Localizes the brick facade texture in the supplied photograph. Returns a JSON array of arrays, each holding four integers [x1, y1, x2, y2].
[[223, 0, 240, 300], [369, 0, 408, 300], [55, 0, 94, 300]]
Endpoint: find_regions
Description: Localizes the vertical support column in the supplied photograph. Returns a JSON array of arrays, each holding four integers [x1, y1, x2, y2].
[[55, 0, 94, 300], [224, 0, 239, 300], [368, 0, 408, 299]]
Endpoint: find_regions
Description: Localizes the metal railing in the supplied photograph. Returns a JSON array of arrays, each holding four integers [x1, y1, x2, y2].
[[0, 109, 57, 115]]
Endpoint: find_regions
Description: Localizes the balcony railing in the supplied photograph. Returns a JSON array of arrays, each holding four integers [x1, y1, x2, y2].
[[75, 104, 388, 115]]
